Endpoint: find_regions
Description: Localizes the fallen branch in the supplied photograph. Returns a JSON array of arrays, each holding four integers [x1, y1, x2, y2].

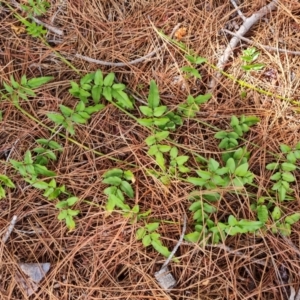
[[2, 215, 17, 244], [74, 23, 181, 67], [154, 214, 187, 290], [223, 29, 300, 55], [209, 0, 279, 89]]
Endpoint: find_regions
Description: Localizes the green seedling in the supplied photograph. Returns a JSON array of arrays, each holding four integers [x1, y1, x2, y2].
[[56, 196, 80, 231], [102, 168, 135, 213], [21, 0, 50, 17], [0, 175, 15, 199], [181, 54, 207, 79], [241, 47, 265, 71], [3, 74, 53, 103], [136, 222, 175, 260], [178, 93, 211, 118]]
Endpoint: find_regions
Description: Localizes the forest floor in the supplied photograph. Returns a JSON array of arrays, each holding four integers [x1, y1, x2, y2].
[[1, 0, 300, 299]]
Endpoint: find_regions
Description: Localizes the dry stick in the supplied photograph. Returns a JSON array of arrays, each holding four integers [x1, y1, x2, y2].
[[74, 23, 181, 67], [2, 215, 18, 244], [230, 0, 246, 21], [209, 0, 279, 89], [161, 214, 187, 270], [223, 29, 300, 55], [154, 215, 187, 290], [9, 0, 63, 36]]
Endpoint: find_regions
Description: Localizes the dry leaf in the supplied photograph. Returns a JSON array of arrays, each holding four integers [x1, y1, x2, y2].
[[11, 24, 26, 35], [174, 27, 187, 41]]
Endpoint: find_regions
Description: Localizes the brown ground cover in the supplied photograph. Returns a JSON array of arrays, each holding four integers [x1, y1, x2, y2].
[[1, 0, 300, 299]]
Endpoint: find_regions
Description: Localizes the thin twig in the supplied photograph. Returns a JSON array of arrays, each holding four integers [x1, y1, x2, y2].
[[223, 29, 300, 55], [230, 0, 246, 21], [209, 0, 279, 89], [205, 243, 267, 267], [2, 215, 18, 244], [74, 23, 181, 67], [162, 214, 187, 269]]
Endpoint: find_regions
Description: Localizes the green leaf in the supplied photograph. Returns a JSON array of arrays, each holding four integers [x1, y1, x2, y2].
[[120, 180, 134, 198], [271, 207, 281, 221], [103, 169, 123, 178], [154, 118, 170, 127], [57, 210, 68, 220], [184, 231, 201, 243], [181, 66, 201, 79], [257, 205, 268, 223], [3, 82, 13, 93], [140, 106, 153, 117], [155, 131, 169, 142], [145, 135, 156, 146], [103, 186, 118, 196], [108, 194, 128, 210], [150, 232, 160, 240], [278, 186, 287, 201], [112, 83, 126, 90], [170, 147, 178, 159], [266, 163, 279, 170], [285, 213, 300, 225], [176, 156, 189, 165], [136, 228, 146, 240], [67, 209, 80, 217], [32, 181, 48, 189], [84, 104, 104, 114], [151, 240, 171, 258], [103, 86, 112, 101], [103, 73, 115, 86], [137, 118, 153, 126], [155, 152, 166, 170], [153, 106, 167, 117], [34, 164, 56, 177], [189, 201, 202, 212], [145, 222, 160, 232], [230, 116, 239, 127], [148, 80, 160, 108], [270, 172, 281, 181], [203, 193, 221, 202], [228, 215, 238, 226], [71, 113, 88, 124], [208, 158, 219, 172], [56, 201, 68, 209], [226, 158, 236, 173], [281, 172, 295, 182], [195, 170, 211, 180], [280, 144, 291, 153], [142, 234, 152, 247], [148, 145, 158, 156], [157, 145, 171, 152], [0, 175, 15, 188], [94, 70, 103, 86], [47, 113, 65, 124], [24, 150, 33, 165], [0, 186, 6, 199], [91, 85, 102, 103], [214, 131, 228, 139], [123, 170, 135, 182], [112, 90, 133, 109], [67, 196, 78, 206], [106, 196, 116, 212], [287, 152, 297, 164], [65, 215, 76, 230], [234, 163, 249, 176], [102, 176, 122, 186], [281, 163, 296, 171], [194, 93, 212, 104], [186, 177, 206, 186], [27, 76, 53, 88]]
